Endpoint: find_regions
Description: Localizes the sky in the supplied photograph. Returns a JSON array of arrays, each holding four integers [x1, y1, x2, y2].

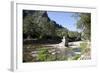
[[47, 11, 79, 31]]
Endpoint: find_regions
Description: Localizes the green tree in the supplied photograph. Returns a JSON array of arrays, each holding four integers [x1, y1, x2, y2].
[[23, 16, 37, 39], [75, 13, 91, 40], [68, 31, 81, 41]]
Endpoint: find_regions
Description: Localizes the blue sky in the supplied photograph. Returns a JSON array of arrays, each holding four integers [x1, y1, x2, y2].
[[47, 11, 79, 31]]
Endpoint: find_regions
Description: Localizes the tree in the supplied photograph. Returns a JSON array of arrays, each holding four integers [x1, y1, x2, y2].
[[23, 10, 82, 42], [23, 10, 66, 40], [68, 31, 81, 41], [23, 16, 37, 39], [74, 13, 91, 40]]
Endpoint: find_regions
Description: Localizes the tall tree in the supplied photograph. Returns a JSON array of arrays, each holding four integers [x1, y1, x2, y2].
[[75, 13, 91, 40]]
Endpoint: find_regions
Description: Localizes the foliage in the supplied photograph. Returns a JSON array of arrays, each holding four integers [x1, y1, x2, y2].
[[37, 48, 49, 61], [68, 31, 81, 41], [80, 42, 87, 50], [23, 10, 81, 42], [23, 10, 62, 39], [74, 13, 91, 40], [36, 47, 68, 61], [79, 41, 91, 56]]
